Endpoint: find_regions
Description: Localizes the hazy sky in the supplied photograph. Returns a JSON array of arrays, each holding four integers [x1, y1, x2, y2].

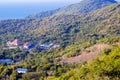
[[0, 0, 81, 3], [0, 0, 119, 20], [0, 0, 119, 4], [0, 0, 81, 20]]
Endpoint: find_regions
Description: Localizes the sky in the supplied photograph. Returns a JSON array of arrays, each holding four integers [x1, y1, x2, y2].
[[0, 0, 81, 20], [0, 0, 119, 20], [0, 0, 81, 3]]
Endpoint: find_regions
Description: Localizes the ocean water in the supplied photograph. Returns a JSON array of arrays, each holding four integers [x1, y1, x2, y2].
[[0, 2, 79, 20]]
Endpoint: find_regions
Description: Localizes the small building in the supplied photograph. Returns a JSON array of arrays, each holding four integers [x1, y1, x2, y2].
[[12, 39, 22, 46], [7, 41, 12, 46], [39, 44, 49, 50], [23, 42, 32, 49], [0, 59, 13, 65], [49, 43, 54, 47], [17, 68, 29, 74], [53, 42, 60, 48], [7, 39, 22, 46]]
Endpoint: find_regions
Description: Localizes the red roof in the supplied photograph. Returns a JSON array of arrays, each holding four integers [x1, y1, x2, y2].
[[12, 39, 22, 45], [24, 42, 31, 46]]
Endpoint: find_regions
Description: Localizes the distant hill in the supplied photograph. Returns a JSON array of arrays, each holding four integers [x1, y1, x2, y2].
[[0, 3, 120, 47], [26, 0, 117, 19]]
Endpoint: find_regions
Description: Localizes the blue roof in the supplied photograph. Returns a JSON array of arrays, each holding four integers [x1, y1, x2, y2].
[[0, 59, 13, 64], [17, 68, 28, 72]]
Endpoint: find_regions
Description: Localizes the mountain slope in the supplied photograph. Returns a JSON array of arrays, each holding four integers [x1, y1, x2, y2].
[[26, 0, 117, 19], [26, 3, 120, 45], [0, 3, 120, 48], [19, 37, 120, 80], [47, 45, 120, 80]]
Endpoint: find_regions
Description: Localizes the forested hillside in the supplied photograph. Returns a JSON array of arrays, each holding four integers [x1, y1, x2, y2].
[[48, 44, 120, 80], [0, 37, 120, 80], [0, 0, 120, 80], [26, 0, 117, 19], [0, 3, 120, 48]]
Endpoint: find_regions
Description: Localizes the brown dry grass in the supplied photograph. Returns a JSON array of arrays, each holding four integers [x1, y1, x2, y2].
[[63, 44, 110, 64]]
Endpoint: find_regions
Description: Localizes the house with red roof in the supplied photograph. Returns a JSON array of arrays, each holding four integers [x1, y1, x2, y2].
[[12, 39, 22, 46], [7, 39, 22, 46], [23, 42, 32, 49]]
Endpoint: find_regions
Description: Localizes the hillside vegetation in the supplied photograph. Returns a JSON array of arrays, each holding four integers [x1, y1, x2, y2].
[[47, 45, 120, 80], [0, 3, 120, 48], [26, 0, 117, 19], [0, 37, 119, 80], [0, 1, 120, 80]]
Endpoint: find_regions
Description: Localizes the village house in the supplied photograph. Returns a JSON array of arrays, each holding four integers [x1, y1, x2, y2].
[[52, 42, 60, 48], [7, 39, 22, 46], [0, 59, 13, 65], [38, 42, 60, 51], [17, 68, 29, 74], [48, 43, 54, 47], [39, 44, 49, 50], [23, 42, 32, 49]]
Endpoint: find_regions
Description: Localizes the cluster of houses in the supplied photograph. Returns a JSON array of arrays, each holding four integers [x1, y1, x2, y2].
[[6, 39, 60, 51], [7, 39, 32, 49], [0, 39, 61, 77]]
